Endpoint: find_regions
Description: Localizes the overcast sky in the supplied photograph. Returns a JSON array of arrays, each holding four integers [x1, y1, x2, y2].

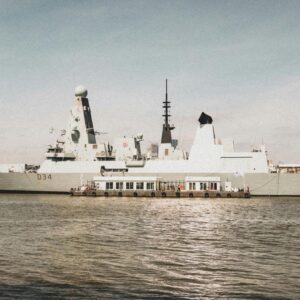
[[0, 0, 300, 164]]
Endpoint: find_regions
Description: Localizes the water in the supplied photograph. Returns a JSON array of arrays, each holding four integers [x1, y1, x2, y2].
[[0, 195, 299, 299]]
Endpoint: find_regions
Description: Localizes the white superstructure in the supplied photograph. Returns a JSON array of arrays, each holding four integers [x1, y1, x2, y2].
[[38, 87, 268, 175], [188, 120, 268, 174]]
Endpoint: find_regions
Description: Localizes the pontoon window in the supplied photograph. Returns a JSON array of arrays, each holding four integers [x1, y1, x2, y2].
[[189, 182, 196, 190], [126, 182, 134, 190], [106, 182, 113, 190], [116, 182, 123, 190], [136, 182, 144, 190], [146, 182, 154, 190]]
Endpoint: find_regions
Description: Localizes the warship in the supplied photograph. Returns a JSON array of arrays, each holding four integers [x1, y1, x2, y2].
[[0, 82, 300, 196]]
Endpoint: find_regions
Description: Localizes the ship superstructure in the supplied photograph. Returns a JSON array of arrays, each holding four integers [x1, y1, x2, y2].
[[0, 83, 299, 196], [46, 85, 114, 162]]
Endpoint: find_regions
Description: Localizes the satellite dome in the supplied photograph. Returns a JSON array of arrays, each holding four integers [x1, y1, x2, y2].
[[75, 85, 88, 97]]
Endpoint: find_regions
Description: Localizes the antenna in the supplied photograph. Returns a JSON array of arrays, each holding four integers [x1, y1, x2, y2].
[[163, 79, 171, 126], [161, 79, 175, 144]]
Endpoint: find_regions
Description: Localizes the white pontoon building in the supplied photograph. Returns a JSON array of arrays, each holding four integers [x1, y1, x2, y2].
[[93, 176, 221, 192], [93, 176, 159, 191], [185, 177, 220, 191]]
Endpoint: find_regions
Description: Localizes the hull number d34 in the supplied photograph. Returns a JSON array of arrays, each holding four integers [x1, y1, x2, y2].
[[37, 174, 52, 180]]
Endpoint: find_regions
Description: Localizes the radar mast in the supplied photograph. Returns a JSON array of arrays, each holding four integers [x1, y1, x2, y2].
[[161, 79, 175, 144]]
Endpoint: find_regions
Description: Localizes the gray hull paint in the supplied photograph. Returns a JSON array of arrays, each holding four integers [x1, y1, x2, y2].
[[245, 173, 300, 196], [0, 173, 95, 193], [0, 172, 300, 195]]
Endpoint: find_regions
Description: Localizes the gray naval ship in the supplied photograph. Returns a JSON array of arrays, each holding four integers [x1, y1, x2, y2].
[[0, 83, 300, 195]]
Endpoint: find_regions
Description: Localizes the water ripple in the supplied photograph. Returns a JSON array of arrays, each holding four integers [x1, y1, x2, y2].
[[0, 194, 299, 299]]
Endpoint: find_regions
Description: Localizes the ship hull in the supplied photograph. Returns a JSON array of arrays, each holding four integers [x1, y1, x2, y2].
[[0, 173, 95, 194], [0, 172, 300, 196]]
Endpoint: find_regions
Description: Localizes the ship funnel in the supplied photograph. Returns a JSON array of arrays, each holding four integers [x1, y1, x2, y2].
[[198, 112, 213, 125]]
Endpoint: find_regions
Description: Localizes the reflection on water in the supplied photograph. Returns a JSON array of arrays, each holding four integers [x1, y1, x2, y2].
[[0, 194, 299, 299]]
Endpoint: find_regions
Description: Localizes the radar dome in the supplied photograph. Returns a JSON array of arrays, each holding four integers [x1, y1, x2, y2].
[[75, 85, 88, 97]]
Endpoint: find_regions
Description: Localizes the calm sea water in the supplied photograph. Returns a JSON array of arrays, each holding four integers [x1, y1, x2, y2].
[[0, 194, 299, 299]]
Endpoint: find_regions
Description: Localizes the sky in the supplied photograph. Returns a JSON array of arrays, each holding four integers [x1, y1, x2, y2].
[[0, 0, 300, 164]]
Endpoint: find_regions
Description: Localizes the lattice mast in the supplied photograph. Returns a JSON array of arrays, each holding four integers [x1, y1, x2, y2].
[[161, 79, 175, 144]]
